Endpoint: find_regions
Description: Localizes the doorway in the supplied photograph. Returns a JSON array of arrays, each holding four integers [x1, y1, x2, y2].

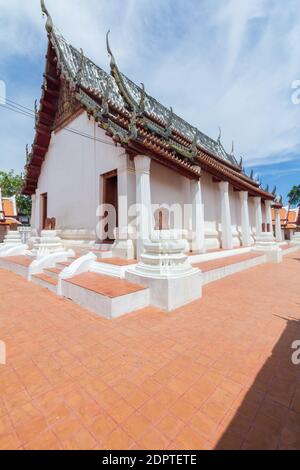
[[101, 170, 118, 242], [41, 193, 48, 230]]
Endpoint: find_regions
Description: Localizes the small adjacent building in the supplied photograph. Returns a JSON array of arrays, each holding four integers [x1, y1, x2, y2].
[[272, 205, 300, 241], [0, 190, 20, 242]]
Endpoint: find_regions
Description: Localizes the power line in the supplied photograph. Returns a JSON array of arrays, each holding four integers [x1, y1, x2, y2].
[[0, 95, 119, 149]]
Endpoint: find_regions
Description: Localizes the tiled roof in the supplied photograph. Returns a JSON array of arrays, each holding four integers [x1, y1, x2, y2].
[[0, 217, 20, 226], [22, 11, 277, 201], [2, 199, 15, 217], [53, 28, 237, 167], [272, 206, 300, 228]]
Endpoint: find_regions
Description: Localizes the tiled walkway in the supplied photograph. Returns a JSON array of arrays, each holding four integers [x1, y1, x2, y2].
[[0, 252, 299, 450]]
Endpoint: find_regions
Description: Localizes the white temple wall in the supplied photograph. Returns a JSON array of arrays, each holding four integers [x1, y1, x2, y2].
[[229, 186, 242, 247], [248, 197, 257, 242], [201, 172, 221, 250], [35, 112, 122, 240], [34, 110, 258, 250], [150, 160, 190, 231]]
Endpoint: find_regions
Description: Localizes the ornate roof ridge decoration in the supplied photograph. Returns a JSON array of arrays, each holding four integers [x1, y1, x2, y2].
[[75, 48, 86, 87], [41, 0, 53, 34], [106, 30, 136, 111]]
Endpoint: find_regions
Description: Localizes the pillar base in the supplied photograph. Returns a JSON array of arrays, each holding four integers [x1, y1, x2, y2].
[[32, 230, 64, 259], [126, 269, 202, 312], [291, 233, 300, 245], [252, 232, 282, 263], [112, 227, 136, 260], [126, 230, 202, 311]]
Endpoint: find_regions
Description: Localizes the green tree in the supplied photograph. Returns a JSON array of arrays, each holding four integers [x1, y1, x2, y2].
[[287, 184, 300, 207], [0, 170, 31, 217]]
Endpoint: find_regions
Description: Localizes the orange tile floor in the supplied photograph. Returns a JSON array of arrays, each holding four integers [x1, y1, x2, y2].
[[0, 252, 299, 450]]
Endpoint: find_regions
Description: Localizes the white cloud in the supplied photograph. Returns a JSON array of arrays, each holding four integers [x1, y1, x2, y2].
[[0, 0, 300, 172]]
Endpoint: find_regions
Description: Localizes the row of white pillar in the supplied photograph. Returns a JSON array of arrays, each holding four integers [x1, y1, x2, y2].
[[130, 155, 282, 254]]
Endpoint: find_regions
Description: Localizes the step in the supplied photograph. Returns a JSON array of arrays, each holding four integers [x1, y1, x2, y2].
[[32, 273, 58, 293], [78, 248, 113, 259], [44, 267, 62, 279], [0, 255, 33, 278], [193, 253, 266, 285], [55, 256, 78, 270], [91, 258, 137, 278], [61, 272, 150, 319]]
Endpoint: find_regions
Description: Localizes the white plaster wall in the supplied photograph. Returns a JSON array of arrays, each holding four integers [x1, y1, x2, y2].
[[35, 112, 122, 238], [229, 186, 242, 247], [248, 197, 257, 241], [150, 160, 191, 231], [201, 172, 221, 250]]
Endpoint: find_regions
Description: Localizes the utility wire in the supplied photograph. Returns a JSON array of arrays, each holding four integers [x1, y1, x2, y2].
[[0, 95, 118, 149]]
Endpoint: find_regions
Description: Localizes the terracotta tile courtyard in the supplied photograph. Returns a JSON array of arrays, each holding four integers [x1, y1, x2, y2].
[[0, 252, 300, 450]]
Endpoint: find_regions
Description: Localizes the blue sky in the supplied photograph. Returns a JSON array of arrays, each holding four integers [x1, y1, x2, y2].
[[0, 0, 299, 203]]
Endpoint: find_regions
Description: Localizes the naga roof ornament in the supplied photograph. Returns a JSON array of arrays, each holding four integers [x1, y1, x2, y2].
[[217, 127, 222, 144], [138, 83, 146, 114], [250, 169, 254, 179], [230, 141, 235, 156], [106, 30, 136, 111], [75, 48, 86, 86], [272, 186, 277, 195], [40, 0, 53, 34], [190, 128, 199, 158], [34, 100, 38, 128], [164, 107, 174, 138], [25, 144, 29, 164]]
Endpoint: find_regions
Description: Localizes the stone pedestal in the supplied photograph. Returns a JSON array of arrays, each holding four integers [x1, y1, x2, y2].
[[33, 230, 64, 259], [291, 232, 300, 245], [253, 232, 282, 263], [112, 227, 136, 260], [3, 230, 22, 247], [126, 230, 202, 311]]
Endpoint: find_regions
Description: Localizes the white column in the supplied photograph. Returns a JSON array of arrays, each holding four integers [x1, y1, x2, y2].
[[239, 191, 251, 246], [117, 153, 135, 238], [0, 187, 3, 220], [35, 191, 41, 232], [134, 155, 153, 259], [265, 200, 273, 233], [190, 177, 205, 253], [254, 197, 263, 238], [30, 194, 36, 229], [275, 208, 282, 242], [219, 181, 233, 249]]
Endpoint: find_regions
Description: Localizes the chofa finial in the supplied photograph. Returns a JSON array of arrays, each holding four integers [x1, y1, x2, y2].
[[272, 185, 277, 195], [40, 0, 53, 34], [106, 30, 117, 70], [231, 140, 234, 155]]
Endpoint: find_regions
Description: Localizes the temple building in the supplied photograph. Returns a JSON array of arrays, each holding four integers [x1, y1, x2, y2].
[[23, 1, 282, 259], [0, 190, 19, 242], [2, 1, 298, 318], [272, 205, 300, 241]]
